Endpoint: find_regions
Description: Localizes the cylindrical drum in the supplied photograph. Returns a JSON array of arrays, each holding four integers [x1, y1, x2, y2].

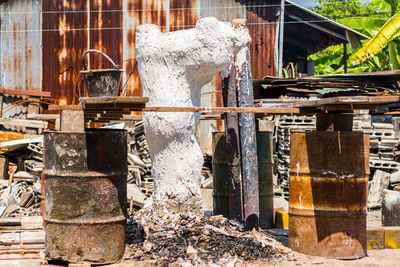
[[212, 132, 274, 227], [212, 132, 230, 218], [289, 131, 369, 259], [44, 129, 127, 264]]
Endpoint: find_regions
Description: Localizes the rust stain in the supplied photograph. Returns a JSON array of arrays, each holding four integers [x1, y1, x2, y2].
[[245, 0, 279, 78], [288, 131, 369, 259], [42, 1, 88, 104]]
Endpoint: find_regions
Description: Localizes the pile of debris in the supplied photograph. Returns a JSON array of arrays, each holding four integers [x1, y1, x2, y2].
[[0, 180, 41, 217], [127, 121, 153, 197], [126, 214, 289, 265], [0, 137, 43, 217], [369, 123, 400, 172]]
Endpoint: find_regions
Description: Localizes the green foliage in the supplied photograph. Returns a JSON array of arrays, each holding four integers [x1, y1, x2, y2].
[[309, 0, 400, 75], [311, 0, 378, 19]]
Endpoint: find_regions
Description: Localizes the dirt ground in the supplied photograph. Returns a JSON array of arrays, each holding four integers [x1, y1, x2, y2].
[[0, 201, 395, 266]]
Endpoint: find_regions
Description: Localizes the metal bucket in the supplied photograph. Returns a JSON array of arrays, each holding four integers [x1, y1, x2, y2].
[[79, 49, 123, 97], [289, 131, 369, 259], [212, 132, 274, 227], [44, 129, 127, 264]]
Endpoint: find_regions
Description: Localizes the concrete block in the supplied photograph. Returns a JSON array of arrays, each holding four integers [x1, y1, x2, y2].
[[384, 226, 400, 249], [367, 227, 385, 250], [275, 210, 288, 229]]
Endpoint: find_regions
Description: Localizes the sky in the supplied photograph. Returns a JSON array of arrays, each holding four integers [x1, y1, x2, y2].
[[291, 0, 317, 8]]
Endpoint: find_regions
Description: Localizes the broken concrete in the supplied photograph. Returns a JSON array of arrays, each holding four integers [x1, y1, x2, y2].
[[368, 170, 391, 209], [136, 17, 250, 215]]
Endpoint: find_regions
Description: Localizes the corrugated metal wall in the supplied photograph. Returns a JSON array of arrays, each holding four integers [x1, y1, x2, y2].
[[0, 0, 41, 131], [40, 0, 278, 104], [1, 0, 279, 142]]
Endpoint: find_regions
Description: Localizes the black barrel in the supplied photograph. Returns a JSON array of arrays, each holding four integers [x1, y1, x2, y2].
[[44, 129, 127, 264], [212, 131, 274, 227]]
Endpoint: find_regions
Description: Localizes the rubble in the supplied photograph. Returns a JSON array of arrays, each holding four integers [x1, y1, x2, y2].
[[126, 213, 288, 265], [368, 170, 390, 209], [0, 180, 41, 217]]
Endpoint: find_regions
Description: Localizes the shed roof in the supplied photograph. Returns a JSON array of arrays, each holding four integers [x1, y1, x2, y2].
[[283, 0, 369, 57]]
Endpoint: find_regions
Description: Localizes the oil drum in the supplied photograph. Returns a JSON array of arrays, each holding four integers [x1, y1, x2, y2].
[[212, 131, 274, 227], [289, 131, 369, 259], [44, 129, 127, 264]]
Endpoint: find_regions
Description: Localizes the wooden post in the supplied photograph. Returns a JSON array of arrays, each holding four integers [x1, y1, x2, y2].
[[233, 19, 259, 230]]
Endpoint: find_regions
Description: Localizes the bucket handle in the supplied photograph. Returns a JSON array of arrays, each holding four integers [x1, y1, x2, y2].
[[82, 49, 119, 70]]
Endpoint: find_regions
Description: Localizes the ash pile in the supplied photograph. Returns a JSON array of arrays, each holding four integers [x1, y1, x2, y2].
[[0, 138, 43, 217], [126, 214, 290, 266]]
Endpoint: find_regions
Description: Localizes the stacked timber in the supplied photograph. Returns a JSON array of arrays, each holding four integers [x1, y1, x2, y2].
[[0, 216, 44, 260]]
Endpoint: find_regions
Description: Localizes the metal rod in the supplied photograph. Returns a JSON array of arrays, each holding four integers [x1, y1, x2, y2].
[[277, 0, 285, 77], [343, 42, 348, 73], [236, 44, 259, 230], [222, 66, 243, 222]]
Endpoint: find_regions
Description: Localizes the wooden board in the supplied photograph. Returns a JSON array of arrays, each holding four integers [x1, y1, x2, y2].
[[289, 96, 400, 108]]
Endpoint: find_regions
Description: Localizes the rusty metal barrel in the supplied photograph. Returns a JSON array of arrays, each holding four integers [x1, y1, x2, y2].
[[212, 131, 274, 227], [289, 131, 369, 259], [44, 129, 127, 264]]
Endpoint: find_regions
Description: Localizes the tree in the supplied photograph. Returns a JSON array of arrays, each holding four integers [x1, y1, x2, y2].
[[309, 0, 400, 74], [311, 0, 377, 19]]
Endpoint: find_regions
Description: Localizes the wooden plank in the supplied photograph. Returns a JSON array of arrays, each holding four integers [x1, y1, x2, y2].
[[0, 250, 42, 260], [21, 216, 43, 230], [0, 217, 21, 227], [27, 114, 59, 121], [321, 104, 379, 111], [0, 88, 51, 97], [141, 106, 300, 114], [122, 114, 143, 121], [0, 119, 48, 129], [79, 96, 149, 105], [48, 105, 82, 111], [290, 96, 400, 108]]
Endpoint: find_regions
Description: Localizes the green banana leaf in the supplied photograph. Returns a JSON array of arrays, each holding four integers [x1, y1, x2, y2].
[[351, 12, 400, 65]]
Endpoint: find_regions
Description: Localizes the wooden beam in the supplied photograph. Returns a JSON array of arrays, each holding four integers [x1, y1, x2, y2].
[[0, 89, 51, 97], [27, 114, 59, 121]]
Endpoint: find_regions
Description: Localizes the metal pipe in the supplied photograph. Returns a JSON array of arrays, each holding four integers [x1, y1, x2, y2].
[[236, 44, 259, 230], [343, 42, 348, 73], [277, 0, 285, 77], [222, 66, 243, 222]]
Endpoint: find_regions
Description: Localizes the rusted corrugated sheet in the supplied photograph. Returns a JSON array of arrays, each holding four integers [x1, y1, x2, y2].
[[0, 0, 41, 91], [123, 0, 167, 97], [246, 0, 279, 78], [42, 1, 88, 104], [89, 1, 123, 73], [0, 0, 41, 130]]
